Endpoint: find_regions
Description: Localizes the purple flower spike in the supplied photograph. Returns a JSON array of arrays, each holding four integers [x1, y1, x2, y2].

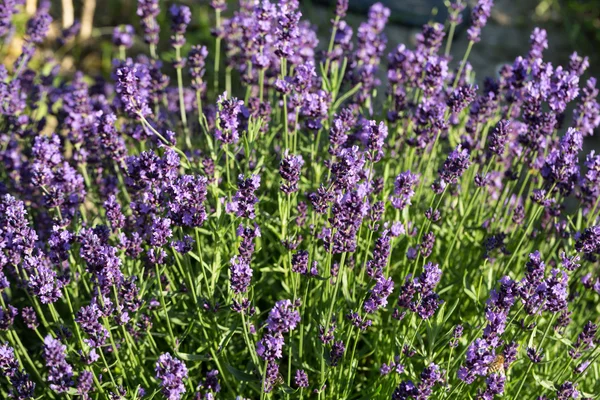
[[467, 0, 493, 43], [227, 174, 261, 219], [155, 353, 188, 400], [43, 336, 73, 393]]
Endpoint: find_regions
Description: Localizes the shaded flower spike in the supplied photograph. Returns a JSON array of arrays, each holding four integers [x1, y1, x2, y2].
[[189, 45, 209, 93], [390, 171, 419, 210], [215, 92, 244, 145], [155, 353, 188, 400], [488, 119, 511, 157], [266, 299, 300, 334], [279, 151, 304, 194], [467, 0, 493, 43], [112, 25, 135, 49], [227, 174, 261, 219], [43, 335, 73, 393], [433, 145, 471, 194]]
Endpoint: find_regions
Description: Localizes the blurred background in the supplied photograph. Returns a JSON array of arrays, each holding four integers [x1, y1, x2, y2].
[[3, 0, 600, 81]]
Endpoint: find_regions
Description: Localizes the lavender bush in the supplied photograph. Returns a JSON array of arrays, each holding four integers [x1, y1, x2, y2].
[[1, 0, 599, 399]]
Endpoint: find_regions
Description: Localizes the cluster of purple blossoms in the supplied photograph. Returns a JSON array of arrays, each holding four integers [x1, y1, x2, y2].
[[433, 145, 471, 194], [169, 4, 192, 48], [112, 25, 135, 49], [227, 174, 261, 219], [488, 119, 511, 157], [114, 60, 152, 118], [257, 299, 300, 392], [215, 92, 244, 145], [43, 335, 73, 393], [294, 369, 309, 388], [349, 3, 390, 106], [448, 84, 478, 114], [458, 338, 496, 384], [518, 251, 569, 315], [541, 127, 583, 196], [467, 0, 494, 43], [322, 190, 369, 254], [0, 343, 36, 399], [395, 262, 443, 320], [390, 171, 419, 210], [156, 353, 188, 400], [366, 229, 391, 278], [556, 381, 580, 400], [569, 321, 597, 359], [575, 225, 600, 261], [279, 151, 304, 194], [392, 363, 443, 400], [364, 275, 394, 314], [189, 45, 209, 94], [137, 0, 160, 46]]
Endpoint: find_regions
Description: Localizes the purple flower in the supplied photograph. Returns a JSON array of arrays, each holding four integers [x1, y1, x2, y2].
[[229, 255, 252, 295], [574, 77, 600, 137], [227, 174, 261, 219], [155, 353, 188, 400], [215, 92, 244, 145], [166, 175, 209, 227], [527, 347, 543, 363], [575, 225, 600, 260], [329, 108, 355, 155], [189, 45, 208, 93], [366, 230, 391, 278], [528, 28, 548, 61], [541, 128, 582, 196], [26, 9, 52, 43], [365, 120, 388, 162], [0, 0, 20, 39], [279, 152, 304, 194], [43, 335, 73, 393], [392, 381, 418, 400], [294, 369, 309, 388], [27, 262, 64, 304], [569, 321, 597, 359], [257, 333, 284, 360], [21, 307, 38, 330], [488, 119, 511, 156], [291, 250, 309, 274], [434, 145, 471, 193], [481, 373, 506, 399], [418, 363, 443, 399], [114, 61, 152, 118], [556, 381, 579, 400], [112, 25, 135, 48], [390, 171, 419, 210], [364, 276, 394, 314], [170, 4, 191, 47], [266, 300, 300, 334], [467, 0, 493, 43], [450, 325, 463, 348], [137, 0, 160, 46], [0, 305, 17, 330], [458, 338, 495, 384], [76, 371, 94, 398], [323, 190, 369, 254], [329, 340, 345, 366], [198, 369, 221, 397], [0, 343, 36, 398], [447, 84, 477, 114]]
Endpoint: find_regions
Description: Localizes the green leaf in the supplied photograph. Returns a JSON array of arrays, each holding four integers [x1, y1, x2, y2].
[[279, 384, 298, 394], [533, 373, 555, 390], [175, 351, 211, 362], [225, 363, 260, 382]]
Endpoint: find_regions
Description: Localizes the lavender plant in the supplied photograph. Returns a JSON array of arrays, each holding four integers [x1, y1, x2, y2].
[[0, 0, 600, 399]]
